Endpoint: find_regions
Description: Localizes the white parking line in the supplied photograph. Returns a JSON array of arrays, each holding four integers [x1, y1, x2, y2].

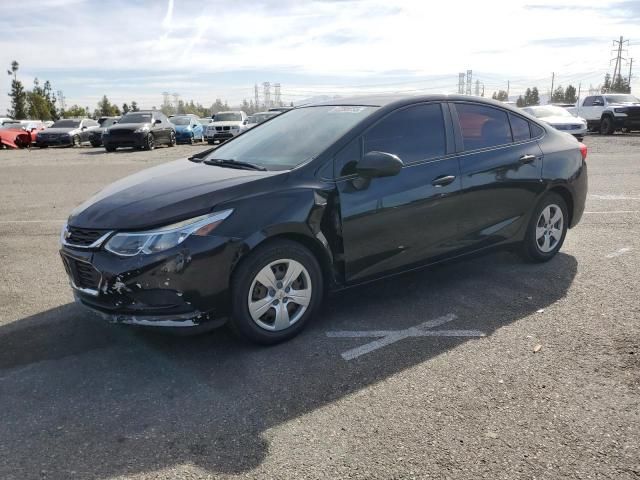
[[326, 314, 485, 361], [589, 194, 640, 201], [606, 247, 633, 258], [584, 211, 640, 214]]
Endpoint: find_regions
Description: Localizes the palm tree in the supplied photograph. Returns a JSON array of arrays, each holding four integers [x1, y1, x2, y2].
[[7, 60, 19, 80]]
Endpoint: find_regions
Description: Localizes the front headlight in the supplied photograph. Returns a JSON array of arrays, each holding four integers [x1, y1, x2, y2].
[[134, 125, 150, 133], [614, 107, 628, 114], [104, 209, 233, 256]]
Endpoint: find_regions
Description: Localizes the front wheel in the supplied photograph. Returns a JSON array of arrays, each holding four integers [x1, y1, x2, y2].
[[600, 116, 615, 135], [168, 131, 176, 147], [144, 133, 155, 150], [229, 240, 324, 344], [71, 135, 80, 147], [105, 145, 116, 152], [520, 192, 568, 263]]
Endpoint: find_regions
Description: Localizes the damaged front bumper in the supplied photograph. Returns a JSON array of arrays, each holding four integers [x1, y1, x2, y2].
[[60, 234, 242, 329]]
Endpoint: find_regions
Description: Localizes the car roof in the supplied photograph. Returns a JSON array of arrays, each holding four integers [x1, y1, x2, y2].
[[308, 94, 518, 110]]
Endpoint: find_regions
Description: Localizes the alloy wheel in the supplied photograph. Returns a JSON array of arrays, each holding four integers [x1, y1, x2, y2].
[[247, 259, 312, 331], [535, 204, 563, 253]]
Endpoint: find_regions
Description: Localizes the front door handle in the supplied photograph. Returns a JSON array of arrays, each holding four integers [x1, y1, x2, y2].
[[431, 175, 456, 187], [519, 154, 537, 164]]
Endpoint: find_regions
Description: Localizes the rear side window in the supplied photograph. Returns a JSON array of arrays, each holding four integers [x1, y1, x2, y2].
[[509, 114, 531, 142], [583, 97, 593, 106], [455, 103, 512, 151], [530, 123, 545, 138], [363, 103, 446, 164]]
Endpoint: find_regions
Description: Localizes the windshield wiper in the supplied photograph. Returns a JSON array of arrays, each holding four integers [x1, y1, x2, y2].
[[188, 147, 217, 162], [203, 158, 267, 171]]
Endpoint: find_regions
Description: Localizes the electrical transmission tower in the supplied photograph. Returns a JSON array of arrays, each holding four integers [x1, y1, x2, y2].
[[465, 70, 473, 95], [475, 79, 480, 96], [274, 83, 281, 106], [609, 36, 629, 92], [56, 90, 66, 110], [262, 82, 271, 109], [254, 84, 259, 108], [162, 92, 171, 109], [458, 73, 465, 94], [172, 93, 180, 111]]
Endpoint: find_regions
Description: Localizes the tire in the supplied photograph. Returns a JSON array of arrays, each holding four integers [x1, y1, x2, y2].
[[229, 239, 324, 344], [38, 144, 48, 149], [105, 145, 116, 152], [168, 131, 176, 147], [189, 133, 195, 145], [90, 141, 101, 148], [600, 115, 615, 135], [144, 133, 155, 150], [71, 135, 80, 147], [520, 192, 568, 263]]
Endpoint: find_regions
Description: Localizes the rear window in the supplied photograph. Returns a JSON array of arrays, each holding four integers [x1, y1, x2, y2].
[[456, 103, 512, 151]]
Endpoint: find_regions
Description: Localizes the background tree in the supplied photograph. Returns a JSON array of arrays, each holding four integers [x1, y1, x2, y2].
[[63, 105, 88, 117], [491, 90, 508, 101], [42, 80, 58, 120], [529, 87, 540, 106], [601, 73, 611, 93], [7, 61, 27, 119], [551, 86, 565, 104], [516, 95, 525, 107], [611, 74, 631, 93], [130, 101, 139, 112], [564, 85, 578, 104], [122, 103, 130, 114], [96, 95, 120, 117]]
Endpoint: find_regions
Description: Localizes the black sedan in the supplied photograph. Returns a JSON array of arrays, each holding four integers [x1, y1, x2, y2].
[[60, 95, 588, 344], [102, 111, 176, 152]]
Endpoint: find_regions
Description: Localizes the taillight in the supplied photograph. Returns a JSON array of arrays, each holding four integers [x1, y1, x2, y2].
[[579, 142, 587, 161]]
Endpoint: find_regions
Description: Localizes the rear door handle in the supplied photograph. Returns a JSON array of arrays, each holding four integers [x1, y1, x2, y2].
[[431, 175, 456, 187], [519, 154, 537, 164]]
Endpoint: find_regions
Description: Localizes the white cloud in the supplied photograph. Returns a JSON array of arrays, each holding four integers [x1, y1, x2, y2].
[[1, 0, 638, 113]]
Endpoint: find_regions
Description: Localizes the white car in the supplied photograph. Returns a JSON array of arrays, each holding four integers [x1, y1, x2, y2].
[[567, 94, 640, 134], [522, 105, 587, 141], [205, 111, 249, 144], [246, 111, 281, 129]]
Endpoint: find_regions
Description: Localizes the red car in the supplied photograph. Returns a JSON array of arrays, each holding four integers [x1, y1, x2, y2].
[[0, 121, 46, 149]]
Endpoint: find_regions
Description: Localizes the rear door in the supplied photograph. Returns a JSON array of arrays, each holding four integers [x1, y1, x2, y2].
[[336, 102, 463, 282], [450, 102, 545, 251]]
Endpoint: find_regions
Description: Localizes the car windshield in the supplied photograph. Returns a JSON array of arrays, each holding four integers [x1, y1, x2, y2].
[[206, 105, 377, 171], [171, 117, 192, 125], [213, 113, 242, 122], [119, 113, 152, 123], [52, 120, 81, 128], [0, 123, 22, 129], [605, 94, 639, 103], [526, 106, 573, 118]]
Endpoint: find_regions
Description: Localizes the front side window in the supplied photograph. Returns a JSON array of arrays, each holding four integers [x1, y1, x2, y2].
[[582, 97, 594, 107], [510, 114, 531, 142], [363, 103, 446, 164], [456, 103, 512, 151]]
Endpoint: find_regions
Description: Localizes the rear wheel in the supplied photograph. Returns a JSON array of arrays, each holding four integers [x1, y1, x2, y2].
[[600, 115, 615, 135], [229, 240, 323, 344], [520, 192, 568, 262]]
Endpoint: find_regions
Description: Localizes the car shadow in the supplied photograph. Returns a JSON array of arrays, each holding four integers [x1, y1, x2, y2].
[[0, 250, 577, 479]]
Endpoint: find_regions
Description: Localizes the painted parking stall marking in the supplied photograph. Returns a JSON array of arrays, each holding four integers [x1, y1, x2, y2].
[[606, 247, 633, 258], [326, 314, 485, 361]]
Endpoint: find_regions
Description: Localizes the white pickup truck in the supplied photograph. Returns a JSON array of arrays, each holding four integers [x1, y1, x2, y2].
[[567, 93, 640, 134]]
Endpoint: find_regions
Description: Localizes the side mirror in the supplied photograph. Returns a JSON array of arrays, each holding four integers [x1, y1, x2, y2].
[[154, 119, 162, 124], [356, 151, 404, 178], [243, 120, 248, 125], [81, 126, 87, 130]]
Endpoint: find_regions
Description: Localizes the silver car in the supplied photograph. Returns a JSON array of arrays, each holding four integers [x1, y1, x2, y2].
[[522, 105, 587, 141]]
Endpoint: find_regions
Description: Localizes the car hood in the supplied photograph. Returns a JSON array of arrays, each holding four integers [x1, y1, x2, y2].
[[42, 127, 78, 134], [174, 125, 193, 131], [68, 159, 282, 230], [541, 116, 586, 125], [209, 121, 243, 127], [609, 101, 640, 106], [109, 122, 149, 131]]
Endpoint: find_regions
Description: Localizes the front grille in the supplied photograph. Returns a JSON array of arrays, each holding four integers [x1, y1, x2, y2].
[[626, 107, 640, 118], [109, 129, 135, 136], [66, 227, 109, 247], [61, 255, 101, 291]]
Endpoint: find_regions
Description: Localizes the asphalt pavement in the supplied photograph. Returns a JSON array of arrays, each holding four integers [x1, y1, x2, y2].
[[0, 136, 638, 479]]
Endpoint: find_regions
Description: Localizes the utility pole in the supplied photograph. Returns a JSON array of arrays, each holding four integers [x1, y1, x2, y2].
[[549, 72, 555, 103], [609, 36, 629, 92], [465, 70, 472, 96], [474, 79, 480, 96], [629, 58, 634, 90], [254, 83, 259, 108], [274, 83, 281, 106], [262, 82, 271, 109], [458, 73, 465, 94], [576, 83, 581, 106], [506, 80, 510, 98]]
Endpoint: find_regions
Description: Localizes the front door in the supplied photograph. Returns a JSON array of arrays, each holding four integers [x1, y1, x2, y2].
[[336, 102, 463, 283]]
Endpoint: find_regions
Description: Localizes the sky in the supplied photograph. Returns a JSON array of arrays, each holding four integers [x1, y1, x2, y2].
[[1, 0, 639, 114]]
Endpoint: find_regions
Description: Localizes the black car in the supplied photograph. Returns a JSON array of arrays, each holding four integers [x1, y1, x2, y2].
[[36, 118, 99, 147], [89, 116, 120, 147], [102, 111, 176, 152], [60, 95, 588, 344]]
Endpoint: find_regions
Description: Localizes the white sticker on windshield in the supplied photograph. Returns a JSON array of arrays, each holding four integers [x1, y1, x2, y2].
[[328, 106, 367, 113]]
